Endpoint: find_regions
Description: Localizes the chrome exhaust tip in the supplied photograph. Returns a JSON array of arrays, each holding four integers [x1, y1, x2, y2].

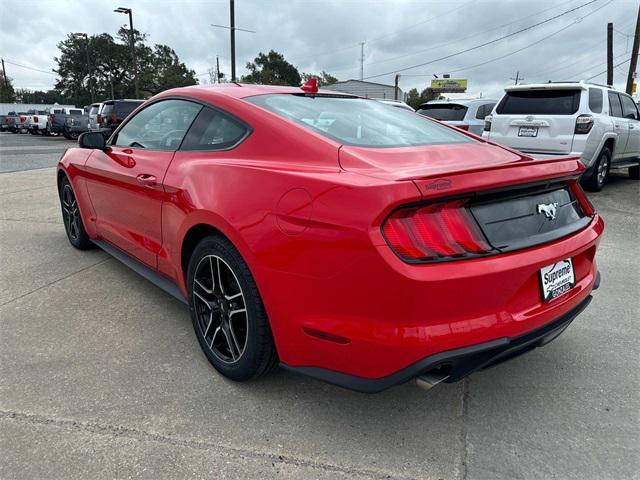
[[416, 372, 449, 391]]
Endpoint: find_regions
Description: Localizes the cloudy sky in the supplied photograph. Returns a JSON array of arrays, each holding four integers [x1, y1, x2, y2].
[[0, 0, 637, 100]]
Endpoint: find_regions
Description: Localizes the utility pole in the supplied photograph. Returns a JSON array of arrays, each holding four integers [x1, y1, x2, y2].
[[607, 23, 614, 86], [211, 1, 255, 83], [114, 7, 139, 99], [216, 56, 221, 83], [394, 74, 400, 100], [1, 58, 8, 92], [626, 4, 640, 95], [230, 0, 236, 81], [359, 42, 365, 81], [510, 71, 523, 85]]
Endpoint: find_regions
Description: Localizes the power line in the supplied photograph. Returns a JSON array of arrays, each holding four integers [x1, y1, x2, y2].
[[1, 59, 56, 76], [433, 0, 612, 78], [362, 0, 599, 81], [325, 0, 580, 75], [586, 58, 631, 80]]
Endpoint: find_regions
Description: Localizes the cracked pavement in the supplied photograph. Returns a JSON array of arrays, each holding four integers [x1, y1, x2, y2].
[[0, 133, 638, 479]]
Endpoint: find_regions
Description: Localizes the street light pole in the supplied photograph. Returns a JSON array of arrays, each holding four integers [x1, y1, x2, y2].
[[114, 7, 139, 99]]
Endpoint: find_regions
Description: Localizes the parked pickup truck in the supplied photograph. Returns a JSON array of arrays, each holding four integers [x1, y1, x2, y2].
[[48, 107, 86, 139], [0, 114, 9, 131], [98, 99, 144, 137], [7, 112, 29, 133], [27, 110, 50, 135], [63, 114, 89, 139]]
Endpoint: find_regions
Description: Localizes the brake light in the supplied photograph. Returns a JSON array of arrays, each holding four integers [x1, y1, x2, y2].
[[97, 114, 102, 125], [569, 181, 595, 216], [382, 199, 492, 262], [574, 114, 593, 134], [456, 124, 470, 131], [33, 116, 38, 123], [484, 114, 492, 132], [110, 113, 117, 124], [19, 116, 26, 123]]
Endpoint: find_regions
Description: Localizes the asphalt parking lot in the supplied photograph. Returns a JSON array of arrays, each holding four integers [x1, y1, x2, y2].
[[0, 132, 638, 480]]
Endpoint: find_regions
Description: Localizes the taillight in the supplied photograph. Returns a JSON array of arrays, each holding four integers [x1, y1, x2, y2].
[[19, 116, 26, 123], [569, 181, 595, 216], [456, 124, 470, 131], [574, 114, 593, 134], [97, 114, 102, 125], [382, 199, 492, 262], [484, 114, 492, 132], [110, 113, 117, 124], [33, 116, 38, 123]]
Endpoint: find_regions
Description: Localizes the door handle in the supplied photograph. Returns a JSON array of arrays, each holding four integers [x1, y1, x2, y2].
[[136, 174, 157, 187]]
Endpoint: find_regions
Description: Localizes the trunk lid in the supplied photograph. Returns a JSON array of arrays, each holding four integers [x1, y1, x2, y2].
[[339, 141, 532, 182]]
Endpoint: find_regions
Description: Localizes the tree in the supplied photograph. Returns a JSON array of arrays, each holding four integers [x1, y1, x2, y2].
[[54, 28, 198, 105], [0, 73, 16, 102], [15, 89, 68, 104], [241, 50, 301, 86], [419, 88, 443, 104], [301, 70, 338, 87], [405, 88, 421, 109]]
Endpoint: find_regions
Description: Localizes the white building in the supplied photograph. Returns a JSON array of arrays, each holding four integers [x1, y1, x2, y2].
[[0, 103, 76, 115], [322, 80, 403, 100]]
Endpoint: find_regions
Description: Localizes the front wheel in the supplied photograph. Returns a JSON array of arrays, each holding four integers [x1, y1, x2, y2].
[[59, 176, 93, 250], [582, 147, 611, 192], [187, 236, 278, 381]]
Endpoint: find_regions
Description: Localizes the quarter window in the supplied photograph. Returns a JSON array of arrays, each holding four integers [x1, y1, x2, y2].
[[475, 103, 496, 120], [608, 92, 623, 118], [114, 99, 202, 151], [588, 88, 603, 113], [181, 107, 249, 151]]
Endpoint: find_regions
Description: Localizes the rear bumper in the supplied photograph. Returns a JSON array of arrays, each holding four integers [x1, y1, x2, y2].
[[283, 290, 596, 393]]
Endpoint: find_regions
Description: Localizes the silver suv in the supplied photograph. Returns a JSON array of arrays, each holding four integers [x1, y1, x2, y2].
[[483, 82, 640, 191], [417, 98, 497, 135]]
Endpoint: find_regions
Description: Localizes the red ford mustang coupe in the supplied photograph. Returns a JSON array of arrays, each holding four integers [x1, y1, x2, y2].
[[57, 80, 603, 392]]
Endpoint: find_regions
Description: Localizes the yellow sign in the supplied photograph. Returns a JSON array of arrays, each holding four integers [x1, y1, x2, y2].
[[633, 83, 637, 94], [430, 79, 468, 93]]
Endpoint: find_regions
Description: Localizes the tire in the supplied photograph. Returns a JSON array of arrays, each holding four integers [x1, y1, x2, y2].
[[187, 235, 278, 381], [629, 164, 640, 180], [58, 176, 93, 250], [62, 131, 72, 140], [582, 147, 611, 192]]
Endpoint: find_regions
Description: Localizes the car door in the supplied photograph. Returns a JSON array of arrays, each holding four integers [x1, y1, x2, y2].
[[619, 93, 640, 158], [84, 99, 202, 268], [607, 91, 628, 160]]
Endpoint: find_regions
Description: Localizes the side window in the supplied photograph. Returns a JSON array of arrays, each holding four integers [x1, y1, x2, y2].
[[588, 88, 603, 113], [620, 94, 639, 120], [114, 99, 201, 150], [181, 106, 250, 151], [475, 103, 495, 119], [608, 92, 623, 118]]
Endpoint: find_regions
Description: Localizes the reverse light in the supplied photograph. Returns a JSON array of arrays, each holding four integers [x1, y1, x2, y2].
[[483, 114, 492, 132], [574, 114, 593, 134], [382, 200, 492, 262]]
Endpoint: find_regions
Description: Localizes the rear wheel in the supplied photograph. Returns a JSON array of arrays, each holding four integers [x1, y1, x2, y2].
[[59, 177, 93, 250], [187, 236, 278, 381], [582, 147, 611, 192]]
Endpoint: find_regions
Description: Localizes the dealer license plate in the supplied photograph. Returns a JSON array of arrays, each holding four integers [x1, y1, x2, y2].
[[518, 126, 538, 137], [539, 259, 575, 302]]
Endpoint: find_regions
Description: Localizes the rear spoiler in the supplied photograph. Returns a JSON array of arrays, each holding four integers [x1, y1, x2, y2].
[[409, 156, 584, 199]]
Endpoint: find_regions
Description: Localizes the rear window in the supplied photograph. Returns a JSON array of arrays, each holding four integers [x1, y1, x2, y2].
[[89, 105, 100, 115], [417, 104, 468, 121], [69, 109, 83, 115], [496, 89, 581, 115], [247, 94, 471, 148], [116, 101, 143, 116]]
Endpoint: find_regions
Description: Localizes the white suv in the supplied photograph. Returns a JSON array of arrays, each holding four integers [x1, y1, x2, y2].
[[483, 82, 640, 191]]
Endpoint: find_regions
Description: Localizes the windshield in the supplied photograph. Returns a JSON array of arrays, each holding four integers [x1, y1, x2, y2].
[[246, 94, 471, 148], [417, 104, 468, 121], [496, 90, 581, 115]]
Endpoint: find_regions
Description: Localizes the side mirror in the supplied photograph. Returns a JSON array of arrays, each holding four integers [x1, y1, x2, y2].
[[78, 131, 106, 150]]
